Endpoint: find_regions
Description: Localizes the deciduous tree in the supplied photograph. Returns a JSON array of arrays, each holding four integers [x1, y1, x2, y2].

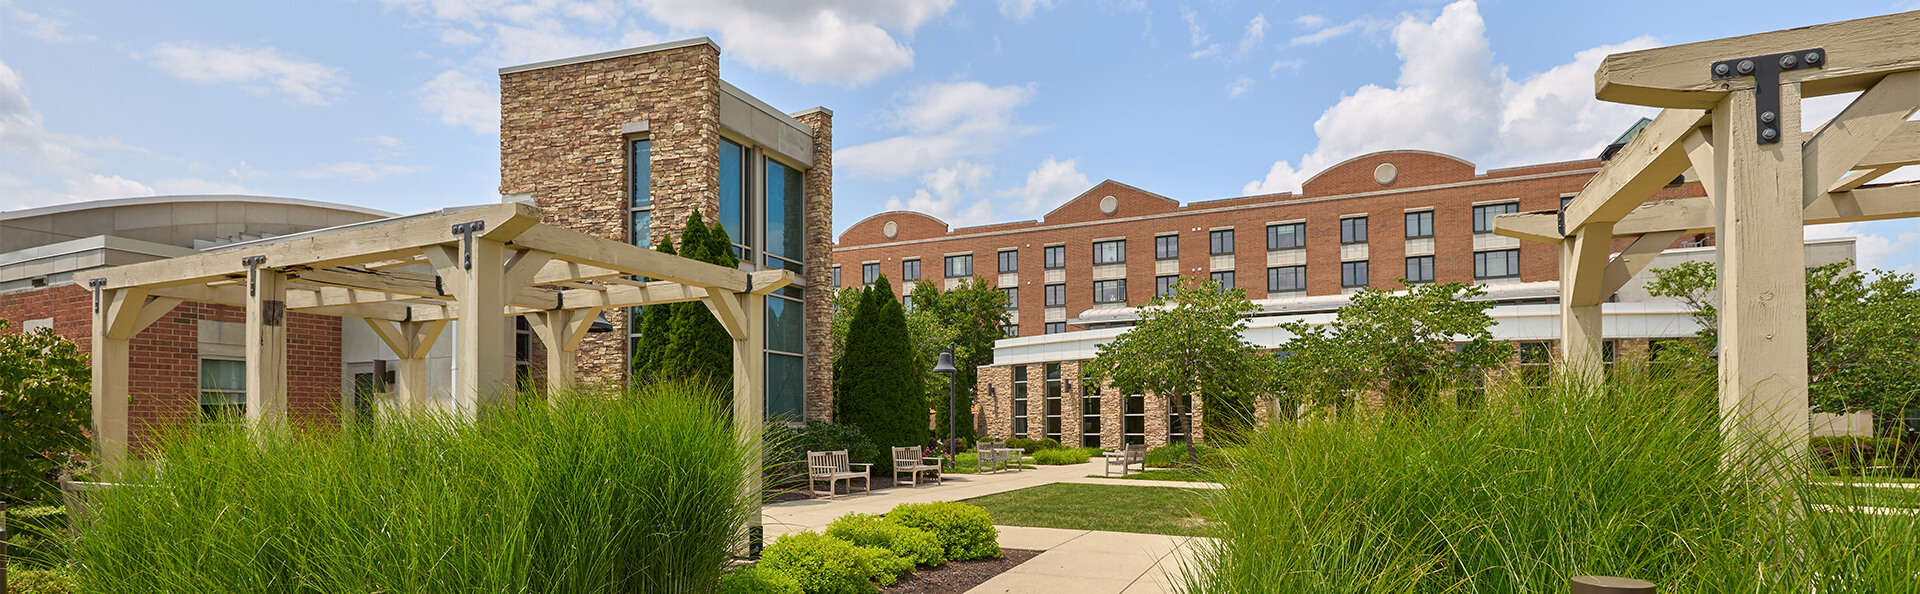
[[1, 321, 90, 502], [1275, 282, 1512, 411]]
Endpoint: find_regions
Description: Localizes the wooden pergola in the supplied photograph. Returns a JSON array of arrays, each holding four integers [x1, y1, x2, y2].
[[1493, 11, 1920, 468], [86, 202, 791, 482]]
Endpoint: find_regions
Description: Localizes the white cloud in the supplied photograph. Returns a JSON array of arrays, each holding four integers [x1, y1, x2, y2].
[[1227, 76, 1253, 98], [1182, 7, 1208, 47], [1000, 157, 1089, 214], [1000, 0, 1053, 21], [1245, 0, 1660, 195], [1188, 44, 1222, 59], [66, 174, 156, 199], [0, 58, 160, 206], [1289, 17, 1388, 46], [362, 135, 409, 159], [418, 70, 498, 135], [638, 0, 952, 86], [836, 80, 1039, 179], [1237, 14, 1268, 58], [488, 20, 622, 65], [883, 160, 998, 225], [439, 28, 483, 45], [1807, 222, 1920, 276], [9, 5, 87, 42], [1295, 15, 1327, 28], [1270, 59, 1303, 73], [296, 162, 421, 181], [147, 43, 347, 105]]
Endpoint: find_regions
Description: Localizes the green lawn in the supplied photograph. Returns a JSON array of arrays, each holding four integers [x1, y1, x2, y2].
[[1806, 482, 1920, 509], [1093, 468, 1218, 482], [962, 483, 1212, 536]]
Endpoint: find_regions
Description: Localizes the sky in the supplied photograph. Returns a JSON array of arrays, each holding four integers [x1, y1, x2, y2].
[[3, 0, 1917, 273]]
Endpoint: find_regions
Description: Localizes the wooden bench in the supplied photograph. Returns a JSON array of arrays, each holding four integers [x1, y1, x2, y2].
[[976, 440, 1008, 473], [1104, 443, 1147, 477], [807, 450, 871, 499], [893, 446, 944, 487]]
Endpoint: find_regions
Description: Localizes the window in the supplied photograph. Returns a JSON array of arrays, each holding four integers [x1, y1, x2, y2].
[[1081, 376, 1101, 448], [1044, 284, 1065, 307], [1268, 266, 1306, 293], [1210, 271, 1235, 290], [1155, 275, 1178, 297], [1045, 322, 1066, 335], [945, 254, 973, 278], [901, 259, 921, 281], [999, 250, 1019, 273], [766, 291, 806, 420], [1267, 222, 1305, 250], [1405, 255, 1435, 284], [718, 138, 749, 258], [1474, 249, 1521, 279], [1519, 341, 1552, 388], [1045, 363, 1063, 442], [1002, 287, 1019, 309], [764, 158, 805, 271], [831, 266, 842, 287], [1002, 324, 1019, 338], [1155, 235, 1178, 260], [629, 139, 652, 248], [1093, 279, 1126, 304], [200, 359, 246, 418], [1405, 211, 1434, 239], [1473, 202, 1519, 233], [1012, 366, 1029, 438], [902, 294, 915, 313], [861, 263, 880, 285], [1167, 393, 1190, 444], [1123, 394, 1146, 445], [1209, 229, 1235, 255], [1340, 216, 1368, 244], [1093, 240, 1126, 265], [1561, 196, 1574, 212], [1044, 244, 1065, 269], [1341, 261, 1369, 288]]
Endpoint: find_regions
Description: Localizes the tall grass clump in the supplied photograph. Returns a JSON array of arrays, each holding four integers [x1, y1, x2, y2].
[[67, 381, 762, 593], [1188, 363, 1920, 592]]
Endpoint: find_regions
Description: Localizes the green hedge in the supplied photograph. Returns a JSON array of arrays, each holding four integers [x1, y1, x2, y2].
[[827, 513, 946, 567], [1812, 435, 1917, 477], [718, 565, 802, 594], [1004, 437, 1063, 453], [758, 531, 911, 594], [1032, 447, 1100, 465], [767, 421, 887, 483], [885, 502, 1001, 561]]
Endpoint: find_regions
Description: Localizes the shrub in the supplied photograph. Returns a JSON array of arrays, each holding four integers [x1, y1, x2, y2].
[[7, 568, 79, 594], [1812, 436, 1917, 477], [758, 531, 906, 594], [67, 381, 760, 593], [1032, 448, 1094, 465], [885, 502, 1000, 561], [1146, 443, 1226, 468], [5, 504, 69, 568], [1005, 437, 1063, 453], [767, 421, 887, 483], [718, 565, 802, 594], [0, 321, 91, 503], [827, 513, 946, 567]]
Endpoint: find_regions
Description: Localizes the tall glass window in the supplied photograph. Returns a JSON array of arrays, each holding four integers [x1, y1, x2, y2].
[[1406, 256, 1435, 283], [1155, 235, 1178, 260], [1267, 222, 1305, 250], [1210, 271, 1235, 290], [1341, 261, 1369, 287], [902, 259, 921, 281], [1209, 229, 1235, 255], [1081, 376, 1101, 448], [945, 254, 973, 278], [862, 263, 879, 285], [1341, 216, 1368, 244], [1123, 394, 1146, 445], [1012, 366, 1029, 438], [764, 158, 805, 271], [1405, 211, 1434, 239], [1268, 265, 1305, 293], [1473, 202, 1519, 233], [1155, 275, 1178, 297], [831, 266, 841, 287], [717, 138, 748, 257], [200, 359, 246, 418], [1044, 363, 1063, 442], [1044, 245, 1065, 269], [1044, 284, 1065, 307], [998, 250, 1018, 273], [1167, 393, 1189, 443], [766, 291, 805, 421], [629, 139, 652, 248], [1093, 240, 1125, 265], [1001, 287, 1018, 309]]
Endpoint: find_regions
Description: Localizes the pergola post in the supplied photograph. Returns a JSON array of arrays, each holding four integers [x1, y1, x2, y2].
[[1712, 85, 1811, 471], [1559, 221, 1614, 378], [245, 264, 290, 428], [365, 319, 447, 410], [431, 236, 511, 417], [89, 286, 144, 475], [708, 287, 766, 540], [523, 308, 601, 395]]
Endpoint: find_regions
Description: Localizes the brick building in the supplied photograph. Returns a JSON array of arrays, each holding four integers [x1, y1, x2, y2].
[[830, 149, 1859, 448]]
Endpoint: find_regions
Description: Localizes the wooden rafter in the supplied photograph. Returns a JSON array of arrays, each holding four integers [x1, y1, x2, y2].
[[1595, 11, 1920, 108]]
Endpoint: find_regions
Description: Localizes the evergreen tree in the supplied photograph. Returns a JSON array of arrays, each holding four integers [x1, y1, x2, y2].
[[630, 237, 679, 380], [660, 211, 739, 396], [836, 276, 928, 458]]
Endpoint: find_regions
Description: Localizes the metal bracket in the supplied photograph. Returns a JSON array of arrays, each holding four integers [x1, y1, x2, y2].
[[451, 221, 486, 270], [1557, 208, 1566, 237], [88, 278, 107, 313], [243, 255, 268, 297], [1710, 48, 1824, 144]]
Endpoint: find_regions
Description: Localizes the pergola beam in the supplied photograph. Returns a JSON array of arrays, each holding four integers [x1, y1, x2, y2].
[[1560, 109, 1711, 235], [1595, 11, 1920, 108], [1804, 70, 1919, 201], [511, 224, 751, 293], [1494, 182, 1920, 243]]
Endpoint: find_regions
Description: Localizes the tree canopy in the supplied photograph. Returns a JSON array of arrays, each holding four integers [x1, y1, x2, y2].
[[834, 276, 928, 457], [1275, 282, 1512, 411], [910, 277, 1010, 448], [1, 321, 90, 502], [632, 211, 738, 400]]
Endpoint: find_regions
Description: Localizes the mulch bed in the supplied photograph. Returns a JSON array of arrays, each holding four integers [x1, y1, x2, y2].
[[880, 549, 1042, 594]]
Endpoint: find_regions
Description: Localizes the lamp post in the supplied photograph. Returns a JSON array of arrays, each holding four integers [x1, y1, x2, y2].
[[933, 347, 958, 466]]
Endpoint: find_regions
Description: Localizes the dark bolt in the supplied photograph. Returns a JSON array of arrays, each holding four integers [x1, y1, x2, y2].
[[1761, 111, 1777, 124], [1737, 59, 1755, 74], [1780, 54, 1797, 69], [1714, 63, 1731, 77], [1761, 128, 1779, 141], [1805, 51, 1821, 64]]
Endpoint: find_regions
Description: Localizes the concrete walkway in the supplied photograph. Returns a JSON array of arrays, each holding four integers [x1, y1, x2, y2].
[[761, 461, 1219, 593]]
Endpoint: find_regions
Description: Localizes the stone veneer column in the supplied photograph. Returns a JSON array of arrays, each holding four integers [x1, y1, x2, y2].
[[792, 109, 835, 423], [974, 365, 1014, 439], [1060, 361, 1084, 446], [1099, 380, 1124, 450], [499, 41, 722, 387]]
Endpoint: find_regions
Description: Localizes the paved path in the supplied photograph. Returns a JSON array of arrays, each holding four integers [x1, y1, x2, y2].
[[760, 461, 1219, 593]]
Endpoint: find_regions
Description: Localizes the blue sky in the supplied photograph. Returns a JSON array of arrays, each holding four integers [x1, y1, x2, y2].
[[3, 0, 1917, 273]]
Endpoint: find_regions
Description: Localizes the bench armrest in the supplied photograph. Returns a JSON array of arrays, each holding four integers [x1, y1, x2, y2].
[[847, 463, 873, 471]]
